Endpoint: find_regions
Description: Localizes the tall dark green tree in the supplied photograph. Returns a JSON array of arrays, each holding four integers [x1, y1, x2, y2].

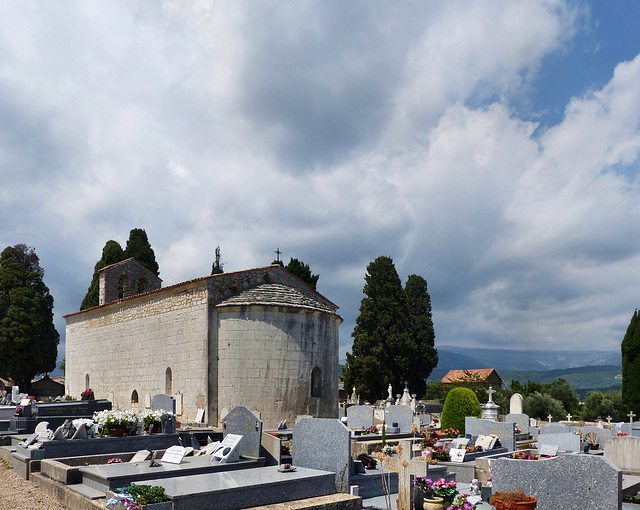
[[0, 245, 59, 391], [404, 274, 438, 395], [125, 228, 159, 276], [211, 246, 224, 275], [622, 309, 640, 412], [80, 240, 126, 310], [285, 258, 319, 290], [343, 256, 426, 402]]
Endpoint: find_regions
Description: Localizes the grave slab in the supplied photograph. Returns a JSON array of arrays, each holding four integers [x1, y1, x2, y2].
[[141, 465, 336, 510], [80, 454, 264, 492], [537, 432, 581, 453], [465, 417, 516, 452], [293, 418, 350, 490], [492, 454, 622, 510], [384, 406, 413, 433], [505, 413, 530, 435]]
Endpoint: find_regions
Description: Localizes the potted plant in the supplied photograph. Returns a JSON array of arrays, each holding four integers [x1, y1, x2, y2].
[[81, 388, 95, 400], [490, 490, 537, 509], [94, 409, 137, 436], [108, 484, 171, 509], [414, 476, 444, 509], [141, 410, 163, 433]]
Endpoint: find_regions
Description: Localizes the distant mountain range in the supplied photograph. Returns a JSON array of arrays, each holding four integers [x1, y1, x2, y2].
[[433, 345, 621, 372]]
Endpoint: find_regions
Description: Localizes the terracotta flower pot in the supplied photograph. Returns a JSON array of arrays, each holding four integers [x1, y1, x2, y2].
[[423, 497, 444, 510], [108, 429, 126, 437], [492, 497, 537, 509]]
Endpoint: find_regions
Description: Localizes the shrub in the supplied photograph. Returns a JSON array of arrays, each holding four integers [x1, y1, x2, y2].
[[440, 387, 481, 434], [523, 391, 565, 420]]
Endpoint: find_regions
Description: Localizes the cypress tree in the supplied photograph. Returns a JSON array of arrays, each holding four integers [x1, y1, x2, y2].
[[622, 309, 640, 412], [0, 245, 59, 390], [80, 240, 126, 310], [404, 274, 438, 396], [125, 228, 159, 276], [343, 256, 412, 402]]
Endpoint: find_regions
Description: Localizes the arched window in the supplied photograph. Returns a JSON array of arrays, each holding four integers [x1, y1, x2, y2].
[[137, 278, 148, 293], [85, 374, 90, 390], [165, 367, 172, 395], [311, 367, 321, 398], [131, 390, 139, 404], [118, 275, 127, 299]]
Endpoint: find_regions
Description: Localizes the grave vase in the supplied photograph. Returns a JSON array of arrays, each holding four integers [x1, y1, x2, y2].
[[422, 496, 444, 509]]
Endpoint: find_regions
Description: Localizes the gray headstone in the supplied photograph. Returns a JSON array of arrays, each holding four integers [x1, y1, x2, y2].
[[539, 423, 568, 434], [346, 406, 374, 429], [604, 435, 640, 472], [151, 394, 176, 415], [505, 413, 530, 435], [613, 422, 631, 435], [384, 405, 413, 433], [222, 406, 262, 458], [509, 393, 524, 415], [492, 454, 621, 510], [293, 418, 350, 490], [580, 426, 612, 447], [537, 432, 581, 453], [465, 417, 516, 451]]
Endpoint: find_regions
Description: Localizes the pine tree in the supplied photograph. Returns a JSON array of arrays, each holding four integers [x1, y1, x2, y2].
[[404, 274, 438, 396], [125, 228, 159, 275], [0, 245, 59, 390], [285, 258, 319, 289], [622, 309, 640, 412], [80, 240, 126, 310], [211, 246, 224, 275]]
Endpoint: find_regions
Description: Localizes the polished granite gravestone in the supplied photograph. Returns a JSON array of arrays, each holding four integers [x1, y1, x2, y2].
[[581, 426, 613, 447], [385, 405, 413, 433], [292, 418, 350, 490], [537, 432, 581, 453], [505, 413, 530, 435], [221, 406, 262, 458], [465, 417, 516, 452], [492, 454, 622, 510], [539, 423, 569, 434], [79, 453, 264, 492], [152, 394, 176, 434], [346, 406, 374, 430], [141, 465, 336, 510]]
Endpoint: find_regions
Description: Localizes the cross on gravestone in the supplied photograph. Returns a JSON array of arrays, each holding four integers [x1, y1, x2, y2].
[[274, 248, 282, 262], [566, 413, 572, 422], [607, 416, 612, 424], [548, 415, 553, 423], [486, 386, 495, 403], [629, 411, 636, 423]]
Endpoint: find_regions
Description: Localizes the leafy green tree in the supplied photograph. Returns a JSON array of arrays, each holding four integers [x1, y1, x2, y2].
[[440, 387, 481, 434], [404, 274, 438, 390], [285, 258, 319, 289], [0, 245, 59, 391], [211, 246, 224, 275], [80, 240, 126, 309], [581, 391, 625, 422], [622, 309, 640, 412], [125, 228, 159, 276], [524, 391, 565, 421], [343, 256, 433, 402], [545, 378, 580, 415]]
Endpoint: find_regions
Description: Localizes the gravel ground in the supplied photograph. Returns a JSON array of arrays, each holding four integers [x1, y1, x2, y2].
[[0, 460, 68, 510]]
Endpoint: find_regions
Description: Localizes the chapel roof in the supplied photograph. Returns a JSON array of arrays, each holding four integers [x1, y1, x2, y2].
[[215, 283, 336, 314]]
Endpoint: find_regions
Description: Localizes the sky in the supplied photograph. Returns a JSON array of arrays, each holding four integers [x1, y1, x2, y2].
[[2, 1, 640, 367]]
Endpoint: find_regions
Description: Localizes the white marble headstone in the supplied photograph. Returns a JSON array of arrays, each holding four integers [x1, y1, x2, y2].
[[161, 445, 186, 464], [509, 393, 524, 415]]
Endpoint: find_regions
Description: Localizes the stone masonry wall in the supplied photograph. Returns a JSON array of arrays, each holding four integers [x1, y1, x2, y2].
[[215, 304, 340, 427], [99, 258, 162, 305], [66, 282, 209, 421]]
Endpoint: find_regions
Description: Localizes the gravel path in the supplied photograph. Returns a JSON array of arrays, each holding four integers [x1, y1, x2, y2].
[[0, 460, 68, 510]]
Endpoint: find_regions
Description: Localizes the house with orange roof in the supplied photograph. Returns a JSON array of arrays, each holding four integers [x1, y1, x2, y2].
[[441, 368, 503, 387]]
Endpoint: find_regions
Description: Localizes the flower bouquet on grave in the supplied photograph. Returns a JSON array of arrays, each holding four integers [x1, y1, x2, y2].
[[442, 428, 460, 439], [510, 451, 538, 460], [420, 430, 439, 449], [431, 445, 450, 462], [364, 425, 379, 434], [81, 388, 95, 400], [140, 410, 163, 433], [94, 409, 138, 436]]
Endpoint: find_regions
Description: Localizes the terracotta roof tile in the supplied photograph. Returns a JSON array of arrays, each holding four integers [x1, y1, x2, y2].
[[441, 368, 503, 384]]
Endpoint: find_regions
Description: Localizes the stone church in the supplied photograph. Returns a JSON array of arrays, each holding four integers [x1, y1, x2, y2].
[[65, 259, 342, 427]]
